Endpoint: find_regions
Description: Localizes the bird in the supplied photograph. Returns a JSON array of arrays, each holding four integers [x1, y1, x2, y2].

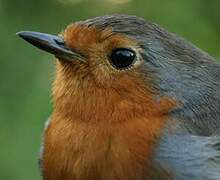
[[17, 14, 220, 180]]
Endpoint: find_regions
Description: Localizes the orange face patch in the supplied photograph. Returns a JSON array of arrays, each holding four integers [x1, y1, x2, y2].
[[60, 24, 145, 87]]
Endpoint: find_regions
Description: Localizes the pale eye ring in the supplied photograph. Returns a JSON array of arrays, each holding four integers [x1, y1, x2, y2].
[[109, 48, 136, 70]]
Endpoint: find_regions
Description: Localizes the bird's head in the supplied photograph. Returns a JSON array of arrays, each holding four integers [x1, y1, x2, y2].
[[17, 15, 178, 123]]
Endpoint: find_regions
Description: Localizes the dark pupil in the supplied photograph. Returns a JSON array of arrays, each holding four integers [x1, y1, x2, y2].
[[110, 48, 136, 69]]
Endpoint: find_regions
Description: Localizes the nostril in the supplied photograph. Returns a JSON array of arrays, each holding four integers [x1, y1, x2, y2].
[[55, 38, 65, 46]]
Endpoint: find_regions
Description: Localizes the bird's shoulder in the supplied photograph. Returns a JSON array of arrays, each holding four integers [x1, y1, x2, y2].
[[155, 131, 220, 180]]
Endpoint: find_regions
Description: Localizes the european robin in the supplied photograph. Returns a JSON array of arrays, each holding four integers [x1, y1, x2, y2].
[[17, 15, 220, 180]]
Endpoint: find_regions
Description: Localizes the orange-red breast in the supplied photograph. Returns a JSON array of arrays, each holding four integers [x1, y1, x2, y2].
[[17, 15, 220, 180]]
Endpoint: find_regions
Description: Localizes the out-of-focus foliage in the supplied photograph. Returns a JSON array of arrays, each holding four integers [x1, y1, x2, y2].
[[0, 0, 219, 179]]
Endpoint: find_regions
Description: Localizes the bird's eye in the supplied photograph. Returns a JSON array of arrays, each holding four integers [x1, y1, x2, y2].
[[109, 48, 136, 70]]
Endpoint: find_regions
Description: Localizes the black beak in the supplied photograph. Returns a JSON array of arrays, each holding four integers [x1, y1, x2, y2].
[[16, 31, 85, 62]]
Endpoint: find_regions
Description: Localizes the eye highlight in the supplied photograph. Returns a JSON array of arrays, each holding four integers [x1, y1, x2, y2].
[[109, 48, 136, 70]]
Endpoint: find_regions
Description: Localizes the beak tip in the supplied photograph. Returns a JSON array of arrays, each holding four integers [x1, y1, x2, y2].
[[16, 31, 23, 36], [16, 31, 42, 46], [16, 31, 29, 40]]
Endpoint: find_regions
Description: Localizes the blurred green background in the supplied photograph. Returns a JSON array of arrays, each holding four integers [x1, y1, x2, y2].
[[0, 0, 220, 179]]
